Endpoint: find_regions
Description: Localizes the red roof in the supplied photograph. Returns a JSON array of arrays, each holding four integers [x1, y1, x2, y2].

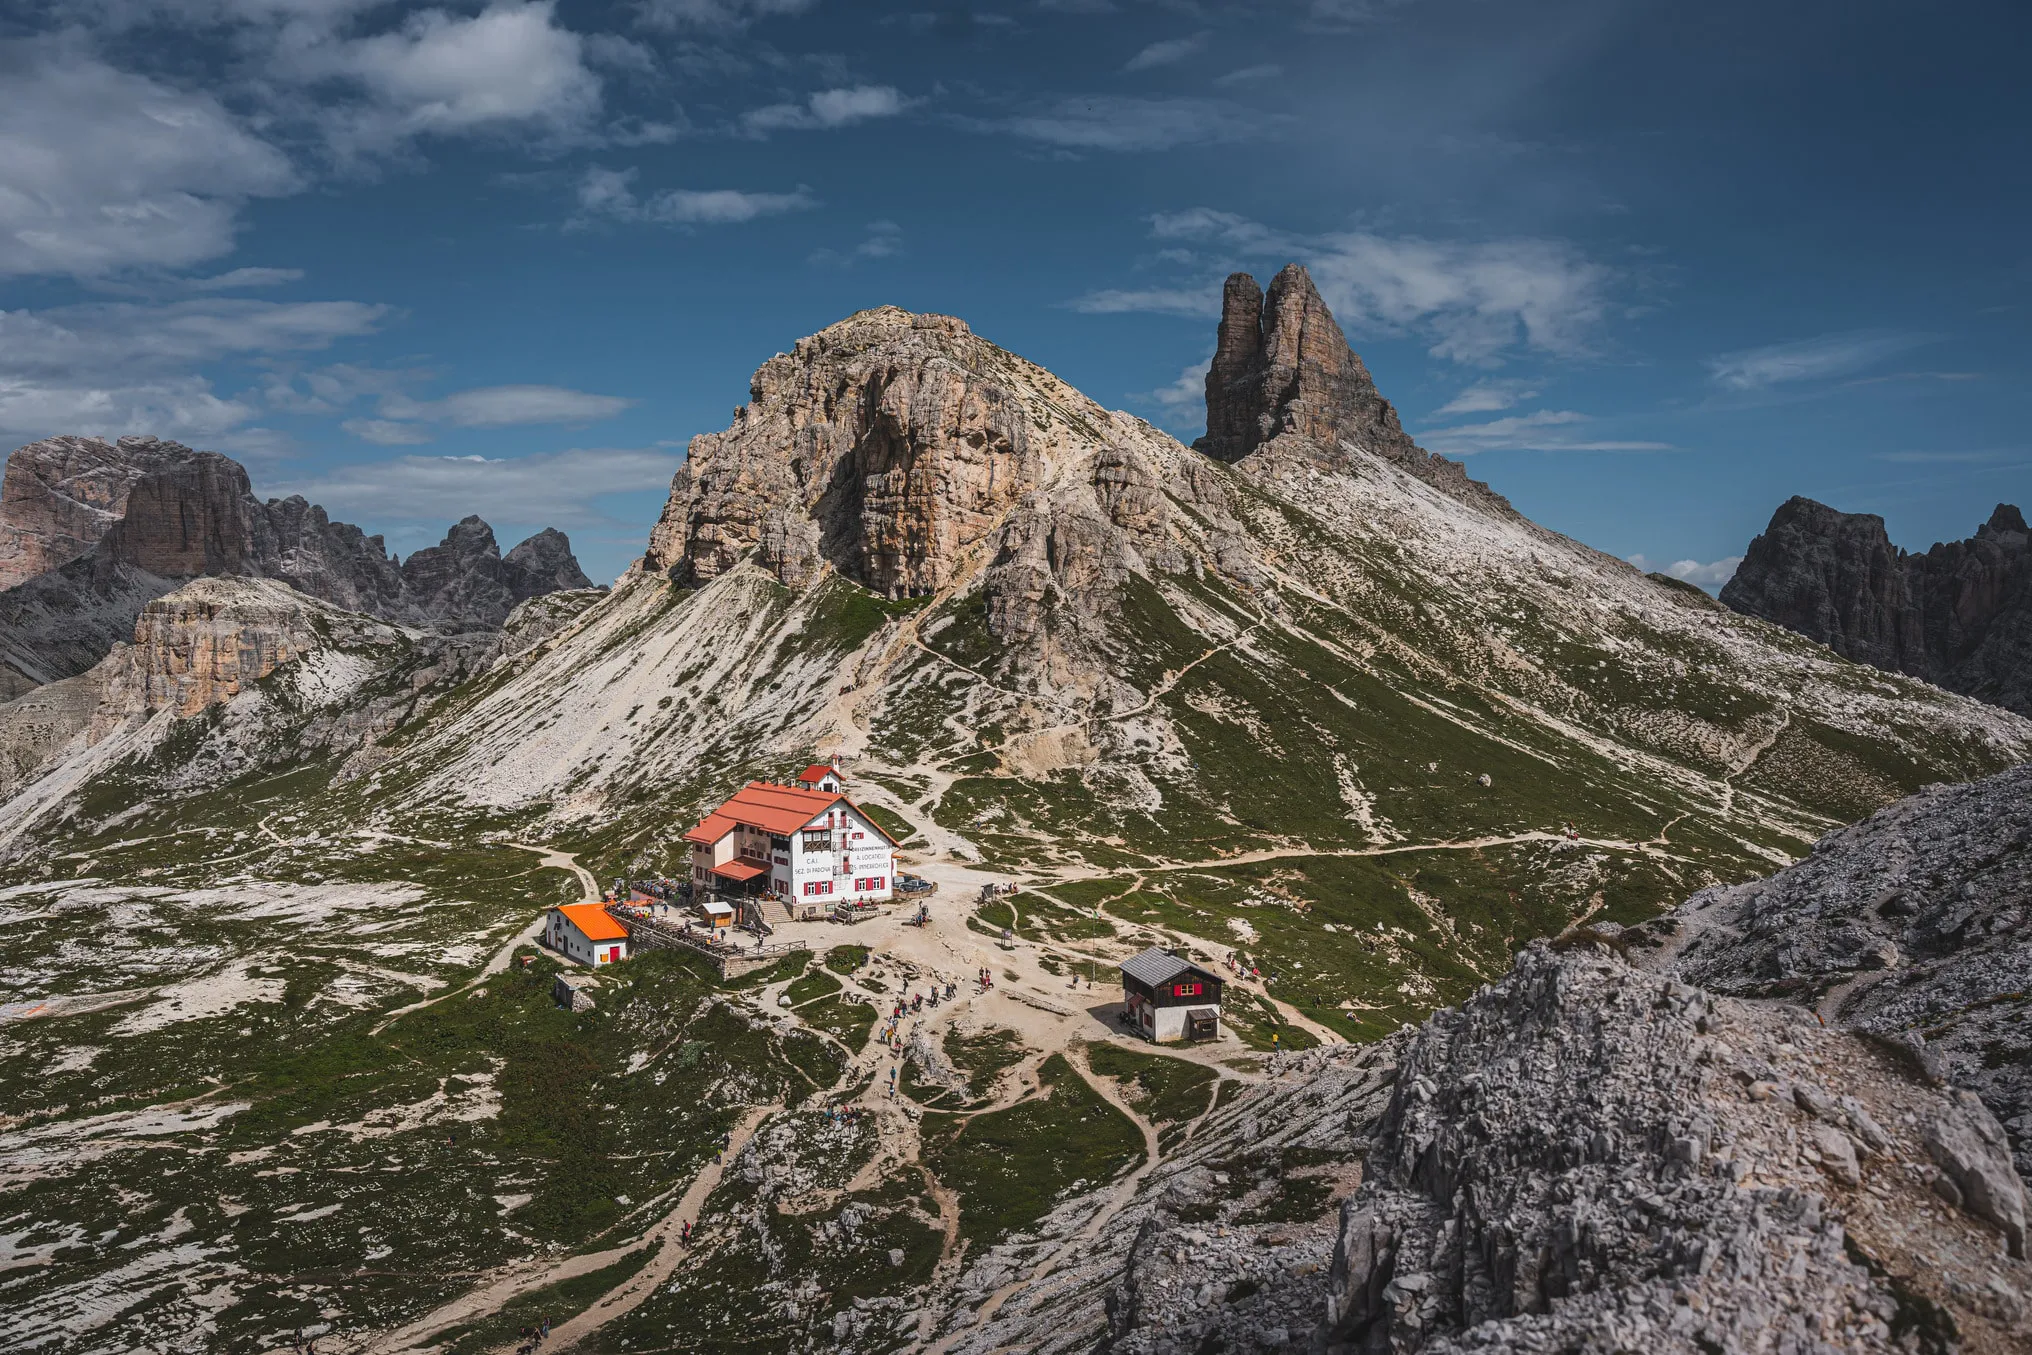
[[684, 812, 737, 846], [683, 781, 901, 848], [797, 764, 836, 784], [710, 860, 767, 882], [556, 902, 628, 942]]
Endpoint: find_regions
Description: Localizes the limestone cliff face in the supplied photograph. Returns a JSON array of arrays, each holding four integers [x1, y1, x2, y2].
[[640, 306, 1217, 681], [1722, 497, 2032, 715], [0, 436, 187, 589], [0, 577, 325, 801], [0, 437, 596, 693], [1195, 265, 1512, 515], [646, 309, 1045, 598], [100, 451, 260, 578], [118, 576, 321, 718]]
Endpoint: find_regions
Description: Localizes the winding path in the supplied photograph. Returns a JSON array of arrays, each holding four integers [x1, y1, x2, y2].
[[541, 1103, 777, 1352], [369, 843, 594, 1036]]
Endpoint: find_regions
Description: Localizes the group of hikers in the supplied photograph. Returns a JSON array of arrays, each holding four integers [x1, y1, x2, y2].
[[515, 1315, 556, 1352]]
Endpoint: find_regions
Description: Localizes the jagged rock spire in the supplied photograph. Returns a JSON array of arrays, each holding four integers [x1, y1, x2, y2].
[[1196, 263, 1417, 466], [1193, 263, 1514, 516]]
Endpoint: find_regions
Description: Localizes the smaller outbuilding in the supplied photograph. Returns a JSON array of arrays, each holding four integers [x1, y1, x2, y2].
[[796, 763, 844, 794], [1119, 946, 1224, 1043], [547, 902, 630, 967]]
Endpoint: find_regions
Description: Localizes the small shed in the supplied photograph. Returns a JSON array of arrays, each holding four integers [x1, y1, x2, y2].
[[554, 973, 599, 1012], [1119, 946, 1224, 1043], [698, 899, 736, 934], [547, 903, 629, 967]]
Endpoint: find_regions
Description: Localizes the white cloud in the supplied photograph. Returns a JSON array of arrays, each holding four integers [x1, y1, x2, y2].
[[387, 384, 631, 426], [573, 166, 815, 225], [291, 0, 604, 155], [1137, 209, 1614, 364], [1705, 331, 1936, 390], [1431, 380, 1538, 416], [1213, 63, 1283, 87], [341, 383, 632, 444], [1124, 34, 1206, 72], [0, 45, 298, 279], [1627, 554, 1742, 590], [1417, 408, 1670, 457], [809, 220, 903, 267], [635, 0, 818, 29], [0, 298, 387, 443], [740, 85, 909, 137], [267, 445, 685, 526], [1066, 285, 1223, 318], [1872, 449, 2016, 464], [184, 267, 308, 291], [998, 97, 1284, 153], [0, 376, 257, 445], [343, 417, 437, 445], [1134, 357, 1211, 421]]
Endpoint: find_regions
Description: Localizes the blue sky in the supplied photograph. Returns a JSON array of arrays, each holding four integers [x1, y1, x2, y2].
[[2, 0, 2026, 586]]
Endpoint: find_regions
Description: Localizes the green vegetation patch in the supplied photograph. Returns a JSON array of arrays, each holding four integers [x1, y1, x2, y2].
[[1084, 1042, 1219, 1127], [824, 945, 871, 974], [921, 1053, 1142, 1247], [436, 1245, 657, 1355]]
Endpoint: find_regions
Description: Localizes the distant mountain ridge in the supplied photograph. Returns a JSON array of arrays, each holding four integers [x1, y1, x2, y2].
[[1722, 496, 2032, 716], [0, 435, 594, 696]]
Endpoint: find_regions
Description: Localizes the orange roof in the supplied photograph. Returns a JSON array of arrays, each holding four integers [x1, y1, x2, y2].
[[797, 764, 836, 784], [556, 902, 628, 942], [684, 811, 737, 846], [711, 860, 767, 881], [684, 781, 900, 847]]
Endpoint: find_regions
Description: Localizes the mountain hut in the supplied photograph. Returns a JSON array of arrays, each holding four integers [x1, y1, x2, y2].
[[1119, 946, 1224, 1043]]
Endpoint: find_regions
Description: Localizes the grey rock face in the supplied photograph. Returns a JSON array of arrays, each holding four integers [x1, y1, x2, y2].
[[1925, 1090, 2028, 1258], [1721, 496, 2032, 715], [0, 437, 596, 687], [0, 435, 187, 589], [1650, 761, 2032, 1180], [1193, 265, 1513, 517], [397, 517, 595, 629]]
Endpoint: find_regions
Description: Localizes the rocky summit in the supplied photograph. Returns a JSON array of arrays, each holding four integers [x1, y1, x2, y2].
[[0, 435, 188, 591], [1722, 496, 2032, 716], [0, 436, 594, 694], [0, 286, 2026, 1355], [1196, 265, 1511, 516]]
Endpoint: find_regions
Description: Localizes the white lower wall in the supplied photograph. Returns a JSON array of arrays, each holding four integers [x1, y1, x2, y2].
[[1150, 1005, 1220, 1043]]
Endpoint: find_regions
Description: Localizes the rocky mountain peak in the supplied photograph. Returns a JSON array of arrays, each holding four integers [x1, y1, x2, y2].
[[504, 526, 595, 593], [1722, 496, 2032, 715], [643, 304, 1048, 598], [400, 515, 593, 628], [1195, 263, 1513, 515], [0, 436, 597, 694], [0, 434, 193, 589], [1985, 503, 2027, 537], [100, 450, 258, 577]]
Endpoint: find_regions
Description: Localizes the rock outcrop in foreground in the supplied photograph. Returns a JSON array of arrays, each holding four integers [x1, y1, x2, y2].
[[1657, 761, 2032, 1180], [936, 763, 2032, 1355], [0, 437, 594, 694], [1722, 497, 2032, 715], [1195, 265, 1512, 515]]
